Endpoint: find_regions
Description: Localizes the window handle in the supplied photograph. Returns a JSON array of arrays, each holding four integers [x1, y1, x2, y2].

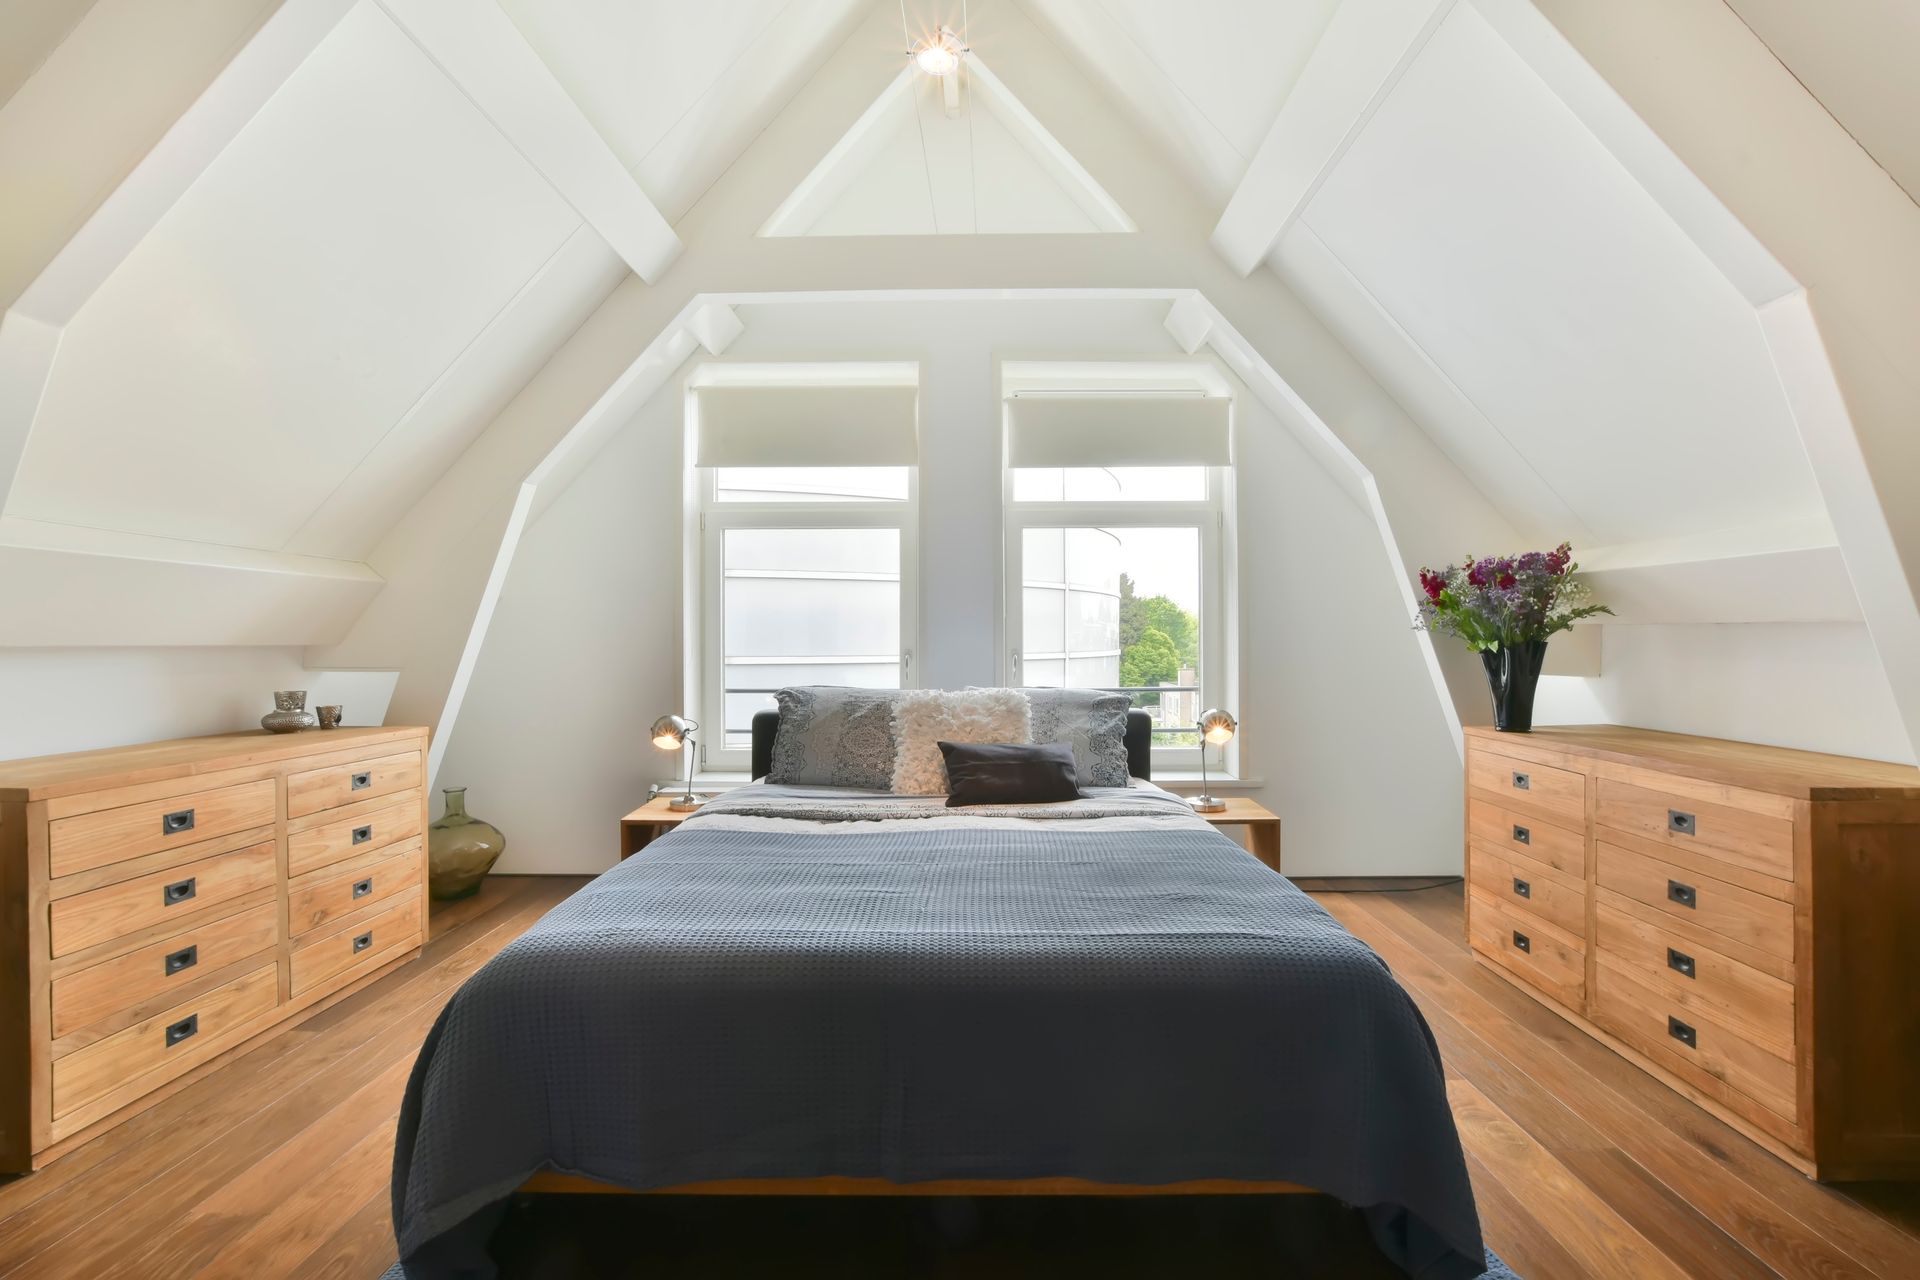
[[901, 649, 912, 684]]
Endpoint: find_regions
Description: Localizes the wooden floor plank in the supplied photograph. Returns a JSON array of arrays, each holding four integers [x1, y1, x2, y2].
[[1447, 1074, 1691, 1279], [1348, 888, 1920, 1280], [3, 876, 1916, 1279], [0, 877, 576, 1276], [1319, 891, 1882, 1279]]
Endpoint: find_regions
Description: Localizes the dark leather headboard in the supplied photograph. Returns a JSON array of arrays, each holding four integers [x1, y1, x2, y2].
[[751, 706, 1153, 783]]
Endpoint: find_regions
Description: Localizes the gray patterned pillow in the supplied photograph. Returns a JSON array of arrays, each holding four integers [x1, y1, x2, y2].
[[768, 687, 902, 789], [979, 688, 1132, 788]]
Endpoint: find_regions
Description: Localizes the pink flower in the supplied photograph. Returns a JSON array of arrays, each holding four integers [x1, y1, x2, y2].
[[1419, 569, 1446, 601]]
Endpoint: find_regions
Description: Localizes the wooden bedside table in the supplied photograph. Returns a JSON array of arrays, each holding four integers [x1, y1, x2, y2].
[[619, 796, 698, 858], [1195, 797, 1283, 872]]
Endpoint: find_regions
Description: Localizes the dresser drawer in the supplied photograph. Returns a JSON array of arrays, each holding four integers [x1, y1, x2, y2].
[[290, 892, 422, 997], [1467, 748, 1586, 824], [51, 963, 278, 1119], [288, 792, 422, 878], [1592, 961, 1797, 1123], [1468, 798, 1585, 880], [288, 839, 422, 936], [287, 751, 422, 819], [47, 779, 276, 879], [1469, 843, 1586, 937], [49, 842, 277, 958], [1594, 902, 1793, 1053], [1597, 776, 1794, 881], [1469, 888, 1584, 1008], [1596, 841, 1793, 960], [50, 902, 279, 1040]]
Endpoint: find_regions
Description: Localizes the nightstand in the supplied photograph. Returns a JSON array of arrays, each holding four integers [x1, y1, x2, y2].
[[1195, 797, 1283, 871], [618, 796, 697, 858]]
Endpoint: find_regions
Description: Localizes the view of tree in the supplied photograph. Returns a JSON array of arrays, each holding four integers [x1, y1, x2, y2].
[[1117, 572, 1199, 705]]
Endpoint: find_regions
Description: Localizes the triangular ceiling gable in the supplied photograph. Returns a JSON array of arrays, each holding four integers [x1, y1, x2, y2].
[[761, 56, 1133, 237]]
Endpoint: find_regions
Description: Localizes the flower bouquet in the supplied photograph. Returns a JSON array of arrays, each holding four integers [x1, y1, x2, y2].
[[1415, 543, 1611, 731]]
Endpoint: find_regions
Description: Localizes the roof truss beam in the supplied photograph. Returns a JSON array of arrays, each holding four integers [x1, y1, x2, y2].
[[1210, 0, 1454, 276], [374, 0, 681, 284]]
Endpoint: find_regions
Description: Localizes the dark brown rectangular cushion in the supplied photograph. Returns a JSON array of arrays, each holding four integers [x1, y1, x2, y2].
[[937, 741, 1083, 807]]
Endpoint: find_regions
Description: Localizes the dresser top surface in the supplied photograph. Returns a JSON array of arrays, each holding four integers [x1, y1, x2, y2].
[[0, 726, 429, 802], [1467, 724, 1920, 798]]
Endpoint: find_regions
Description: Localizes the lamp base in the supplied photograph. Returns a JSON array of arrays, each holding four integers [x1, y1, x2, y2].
[[668, 794, 710, 812], [1188, 795, 1226, 814]]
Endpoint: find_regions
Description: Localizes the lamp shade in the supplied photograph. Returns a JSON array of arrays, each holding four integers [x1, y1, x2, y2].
[[650, 714, 695, 750], [1199, 708, 1237, 746]]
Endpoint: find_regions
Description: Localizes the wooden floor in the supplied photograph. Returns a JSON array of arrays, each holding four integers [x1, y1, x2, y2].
[[0, 875, 1914, 1279]]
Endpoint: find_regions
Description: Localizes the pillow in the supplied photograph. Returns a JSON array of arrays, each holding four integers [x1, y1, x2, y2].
[[939, 741, 1082, 807], [890, 688, 1031, 795], [767, 687, 902, 789], [989, 687, 1132, 788]]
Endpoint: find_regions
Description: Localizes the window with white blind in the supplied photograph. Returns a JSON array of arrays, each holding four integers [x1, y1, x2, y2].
[[1002, 389, 1234, 773], [691, 377, 919, 772]]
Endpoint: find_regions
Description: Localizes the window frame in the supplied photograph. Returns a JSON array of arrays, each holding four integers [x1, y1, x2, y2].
[[694, 473, 920, 774], [1001, 467, 1233, 777]]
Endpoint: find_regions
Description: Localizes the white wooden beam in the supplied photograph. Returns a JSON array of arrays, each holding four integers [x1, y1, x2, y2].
[[1210, 0, 1454, 276], [375, 0, 682, 284], [0, 518, 383, 646], [0, 0, 358, 513]]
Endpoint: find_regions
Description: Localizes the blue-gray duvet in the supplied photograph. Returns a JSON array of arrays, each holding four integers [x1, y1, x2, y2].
[[391, 786, 1484, 1277]]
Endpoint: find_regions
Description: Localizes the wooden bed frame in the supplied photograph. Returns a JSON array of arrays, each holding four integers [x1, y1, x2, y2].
[[521, 707, 1311, 1203], [520, 1172, 1312, 1197]]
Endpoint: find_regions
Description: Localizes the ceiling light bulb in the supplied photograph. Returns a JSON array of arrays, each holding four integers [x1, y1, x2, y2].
[[913, 30, 962, 76]]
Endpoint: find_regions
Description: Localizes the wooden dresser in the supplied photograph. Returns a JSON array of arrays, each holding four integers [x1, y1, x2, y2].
[[1464, 724, 1920, 1179], [0, 726, 430, 1170]]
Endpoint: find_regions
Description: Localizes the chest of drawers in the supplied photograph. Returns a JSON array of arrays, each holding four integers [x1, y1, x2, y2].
[[1464, 724, 1920, 1180], [0, 726, 429, 1170]]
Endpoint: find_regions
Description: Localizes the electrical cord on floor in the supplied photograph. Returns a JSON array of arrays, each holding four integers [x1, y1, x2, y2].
[[1307, 877, 1464, 893]]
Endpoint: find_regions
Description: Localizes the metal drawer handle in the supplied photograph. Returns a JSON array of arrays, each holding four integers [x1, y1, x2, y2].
[[164, 944, 198, 976], [352, 877, 373, 899], [165, 1014, 198, 1048], [1667, 879, 1697, 909], [1668, 809, 1696, 836], [1668, 1015, 1697, 1049], [162, 807, 196, 835], [162, 877, 197, 906], [1667, 947, 1696, 979], [1512, 824, 1531, 845], [352, 824, 373, 845], [1512, 877, 1531, 899], [1511, 771, 1530, 790], [353, 930, 373, 954], [350, 771, 372, 791], [1512, 931, 1531, 954]]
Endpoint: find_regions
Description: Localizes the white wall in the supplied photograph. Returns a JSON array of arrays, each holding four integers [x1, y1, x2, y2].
[[0, 648, 396, 760], [438, 297, 1465, 875], [1533, 623, 1914, 766]]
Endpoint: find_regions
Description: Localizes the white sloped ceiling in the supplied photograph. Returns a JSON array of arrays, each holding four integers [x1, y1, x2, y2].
[[1287, 3, 1822, 548], [9, 2, 588, 555]]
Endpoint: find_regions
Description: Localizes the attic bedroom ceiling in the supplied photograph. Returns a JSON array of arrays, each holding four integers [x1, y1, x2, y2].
[[2, 0, 1916, 760]]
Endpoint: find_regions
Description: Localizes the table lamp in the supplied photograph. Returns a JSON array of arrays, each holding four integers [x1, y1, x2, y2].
[[1190, 708, 1237, 814], [650, 714, 707, 812]]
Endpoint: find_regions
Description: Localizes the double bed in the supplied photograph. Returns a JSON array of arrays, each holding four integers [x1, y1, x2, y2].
[[391, 710, 1484, 1277]]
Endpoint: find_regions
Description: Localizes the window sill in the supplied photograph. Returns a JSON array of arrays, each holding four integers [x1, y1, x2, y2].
[[1151, 772, 1262, 789]]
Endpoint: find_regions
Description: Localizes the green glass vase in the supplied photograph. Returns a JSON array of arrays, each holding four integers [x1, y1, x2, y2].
[[428, 787, 505, 900]]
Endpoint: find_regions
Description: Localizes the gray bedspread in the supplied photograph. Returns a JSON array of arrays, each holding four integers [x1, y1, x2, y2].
[[391, 786, 1483, 1277]]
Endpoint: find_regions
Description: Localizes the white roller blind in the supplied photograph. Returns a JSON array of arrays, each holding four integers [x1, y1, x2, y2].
[[1005, 394, 1232, 468], [695, 385, 919, 467]]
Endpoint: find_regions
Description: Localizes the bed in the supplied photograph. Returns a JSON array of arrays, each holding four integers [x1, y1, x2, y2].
[[391, 709, 1484, 1277]]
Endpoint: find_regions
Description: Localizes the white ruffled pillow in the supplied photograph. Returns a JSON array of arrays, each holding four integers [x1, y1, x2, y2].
[[890, 689, 1032, 795]]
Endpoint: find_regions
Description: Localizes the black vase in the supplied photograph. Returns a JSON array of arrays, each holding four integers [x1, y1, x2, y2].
[[1482, 640, 1548, 732]]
